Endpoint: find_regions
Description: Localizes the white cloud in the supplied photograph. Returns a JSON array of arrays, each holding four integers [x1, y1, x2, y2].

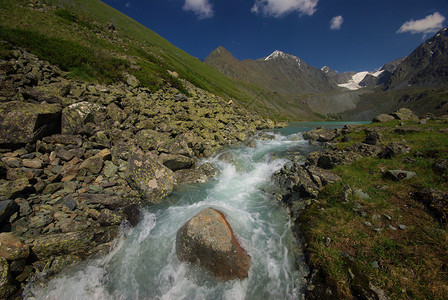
[[397, 12, 445, 34], [183, 0, 214, 19], [330, 15, 343, 30], [251, 0, 318, 18]]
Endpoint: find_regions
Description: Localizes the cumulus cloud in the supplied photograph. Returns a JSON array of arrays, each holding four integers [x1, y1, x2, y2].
[[397, 12, 445, 34], [183, 0, 214, 19], [330, 15, 343, 30], [251, 0, 318, 18]]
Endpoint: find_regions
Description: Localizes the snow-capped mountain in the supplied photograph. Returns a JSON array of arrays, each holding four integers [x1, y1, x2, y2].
[[338, 70, 385, 90], [205, 47, 337, 94]]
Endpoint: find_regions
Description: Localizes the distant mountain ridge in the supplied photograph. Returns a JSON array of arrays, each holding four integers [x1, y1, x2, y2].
[[205, 47, 337, 95], [384, 26, 448, 90]]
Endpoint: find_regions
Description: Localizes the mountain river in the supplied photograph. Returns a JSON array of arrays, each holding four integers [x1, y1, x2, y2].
[[26, 122, 366, 299]]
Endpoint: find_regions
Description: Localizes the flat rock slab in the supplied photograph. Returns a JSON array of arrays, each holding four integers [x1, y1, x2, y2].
[[384, 170, 417, 181], [176, 208, 250, 280]]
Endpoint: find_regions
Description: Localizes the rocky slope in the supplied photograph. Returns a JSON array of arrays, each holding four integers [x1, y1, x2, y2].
[[384, 26, 448, 90], [0, 43, 271, 298]]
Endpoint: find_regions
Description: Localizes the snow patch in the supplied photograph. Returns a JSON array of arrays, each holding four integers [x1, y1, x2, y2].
[[265, 50, 302, 67], [338, 70, 383, 90]]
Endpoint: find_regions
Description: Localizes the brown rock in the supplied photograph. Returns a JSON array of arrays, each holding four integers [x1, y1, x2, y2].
[[0, 233, 29, 260], [176, 208, 250, 280]]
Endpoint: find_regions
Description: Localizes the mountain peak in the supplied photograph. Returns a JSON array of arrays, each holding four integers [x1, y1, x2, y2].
[[265, 50, 286, 61]]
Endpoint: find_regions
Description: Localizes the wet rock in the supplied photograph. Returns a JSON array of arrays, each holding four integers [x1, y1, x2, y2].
[[126, 150, 174, 203], [0, 233, 29, 260], [384, 170, 417, 181], [122, 204, 140, 227], [98, 209, 125, 226], [0, 101, 61, 148], [176, 208, 250, 280]]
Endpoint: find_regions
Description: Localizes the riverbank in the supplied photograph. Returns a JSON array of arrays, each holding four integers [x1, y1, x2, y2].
[[0, 43, 273, 298], [273, 109, 448, 299]]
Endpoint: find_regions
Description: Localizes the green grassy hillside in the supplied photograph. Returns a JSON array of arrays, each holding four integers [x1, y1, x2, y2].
[[0, 0, 316, 121]]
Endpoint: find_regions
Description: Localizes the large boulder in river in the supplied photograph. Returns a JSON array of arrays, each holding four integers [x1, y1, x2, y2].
[[176, 208, 250, 280], [0, 101, 61, 147]]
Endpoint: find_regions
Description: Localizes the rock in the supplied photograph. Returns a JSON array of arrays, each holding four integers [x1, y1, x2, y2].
[[135, 129, 170, 151], [414, 188, 448, 223], [106, 103, 127, 123], [363, 129, 382, 145], [61, 102, 103, 135], [22, 158, 43, 169], [79, 155, 104, 175], [372, 114, 395, 123], [103, 160, 118, 178], [126, 74, 140, 88], [0, 178, 32, 200], [0, 101, 61, 147], [384, 170, 417, 181], [61, 195, 77, 210], [174, 168, 208, 185], [303, 128, 339, 142], [176, 208, 250, 280], [0, 200, 19, 224], [31, 226, 119, 260], [42, 134, 83, 147], [378, 142, 410, 159], [78, 193, 123, 209], [159, 153, 195, 171], [0, 257, 16, 299], [0, 233, 29, 260], [56, 149, 74, 161], [432, 159, 448, 176], [306, 165, 342, 187], [126, 151, 174, 203], [42, 182, 64, 195], [122, 204, 140, 227], [390, 108, 419, 122]]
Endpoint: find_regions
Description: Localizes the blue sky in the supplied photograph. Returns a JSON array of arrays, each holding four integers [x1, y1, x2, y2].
[[102, 0, 448, 73]]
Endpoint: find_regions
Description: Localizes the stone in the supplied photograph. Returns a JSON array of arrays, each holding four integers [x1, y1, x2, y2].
[[31, 226, 119, 260], [56, 148, 74, 161], [433, 159, 448, 176], [176, 208, 250, 280], [378, 142, 410, 159], [107, 103, 127, 123], [42, 182, 64, 195], [97, 209, 125, 226], [122, 204, 140, 227], [126, 151, 174, 203], [61, 102, 103, 135], [0, 233, 29, 260], [372, 114, 395, 123], [135, 130, 170, 151], [78, 193, 123, 209], [126, 74, 140, 88], [0, 178, 32, 200], [0, 200, 19, 224], [393, 127, 422, 134], [43, 134, 83, 147], [79, 155, 104, 175], [414, 188, 448, 223], [0, 101, 61, 147], [363, 129, 382, 145], [22, 158, 43, 169], [303, 128, 339, 142], [103, 161, 118, 178], [384, 170, 417, 181], [62, 195, 77, 211], [159, 153, 195, 171], [390, 108, 419, 122], [0, 257, 16, 299]]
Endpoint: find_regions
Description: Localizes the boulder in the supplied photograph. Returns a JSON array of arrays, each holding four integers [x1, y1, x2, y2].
[[384, 170, 417, 181], [31, 226, 119, 260], [61, 102, 103, 135], [303, 128, 339, 143], [0, 200, 19, 224], [0, 233, 29, 260], [378, 142, 410, 159], [159, 153, 195, 171], [372, 114, 395, 123], [0, 178, 32, 200], [0, 258, 16, 299], [391, 108, 419, 122], [433, 159, 448, 176], [0, 101, 61, 147], [363, 129, 382, 145], [126, 151, 174, 203], [414, 188, 448, 223], [176, 208, 250, 280]]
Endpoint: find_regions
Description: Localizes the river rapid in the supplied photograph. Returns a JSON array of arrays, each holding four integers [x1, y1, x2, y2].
[[26, 123, 363, 300]]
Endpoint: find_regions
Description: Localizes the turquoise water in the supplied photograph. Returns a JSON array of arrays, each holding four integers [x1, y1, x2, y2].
[[275, 121, 371, 136], [27, 122, 358, 300]]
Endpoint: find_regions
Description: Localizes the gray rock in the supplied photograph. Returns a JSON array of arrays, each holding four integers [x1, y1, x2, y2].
[[126, 150, 174, 203], [103, 161, 118, 178], [159, 153, 195, 171], [372, 114, 395, 123], [0, 200, 19, 224], [384, 170, 417, 181], [0, 257, 16, 299], [391, 108, 419, 122]]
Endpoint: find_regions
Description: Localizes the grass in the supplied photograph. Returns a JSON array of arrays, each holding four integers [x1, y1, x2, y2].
[[300, 119, 448, 299]]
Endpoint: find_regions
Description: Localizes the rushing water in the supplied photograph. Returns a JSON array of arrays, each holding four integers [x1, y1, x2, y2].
[[26, 124, 351, 299]]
